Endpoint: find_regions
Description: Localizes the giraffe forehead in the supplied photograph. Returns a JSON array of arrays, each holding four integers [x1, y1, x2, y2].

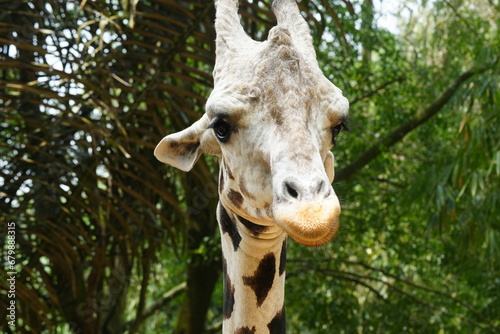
[[253, 52, 348, 122], [208, 65, 347, 130], [207, 79, 345, 128], [210, 23, 348, 126]]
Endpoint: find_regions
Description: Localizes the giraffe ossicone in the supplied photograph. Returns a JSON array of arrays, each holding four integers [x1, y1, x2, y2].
[[155, 0, 349, 332]]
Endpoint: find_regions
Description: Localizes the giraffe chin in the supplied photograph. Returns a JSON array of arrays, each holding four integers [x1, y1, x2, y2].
[[273, 199, 341, 247]]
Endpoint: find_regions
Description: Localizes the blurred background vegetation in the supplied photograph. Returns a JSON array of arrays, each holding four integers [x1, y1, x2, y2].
[[0, 0, 498, 333]]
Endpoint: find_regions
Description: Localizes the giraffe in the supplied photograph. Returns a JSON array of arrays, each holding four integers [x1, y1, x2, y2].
[[154, 0, 349, 332]]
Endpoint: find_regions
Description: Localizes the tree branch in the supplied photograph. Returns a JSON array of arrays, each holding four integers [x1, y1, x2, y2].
[[336, 61, 498, 181], [318, 269, 389, 301], [350, 74, 406, 106], [343, 260, 499, 329], [127, 282, 187, 334], [290, 258, 498, 331]]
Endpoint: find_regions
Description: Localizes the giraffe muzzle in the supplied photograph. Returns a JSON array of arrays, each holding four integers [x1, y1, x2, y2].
[[273, 195, 341, 246]]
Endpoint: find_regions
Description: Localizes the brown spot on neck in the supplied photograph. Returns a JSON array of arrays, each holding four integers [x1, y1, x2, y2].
[[237, 215, 268, 236], [267, 304, 286, 333], [218, 205, 241, 251], [235, 326, 256, 334], [226, 164, 235, 180], [222, 257, 235, 320], [279, 238, 287, 276], [228, 189, 244, 208], [243, 253, 276, 307], [219, 168, 225, 194]]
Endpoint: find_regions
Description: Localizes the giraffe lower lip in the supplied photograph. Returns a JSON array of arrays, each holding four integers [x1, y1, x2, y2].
[[272, 199, 341, 246], [283, 218, 339, 246]]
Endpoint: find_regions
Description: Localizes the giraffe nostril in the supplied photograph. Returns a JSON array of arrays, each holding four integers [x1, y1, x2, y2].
[[315, 180, 325, 195], [285, 182, 299, 199], [281, 177, 331, 201]]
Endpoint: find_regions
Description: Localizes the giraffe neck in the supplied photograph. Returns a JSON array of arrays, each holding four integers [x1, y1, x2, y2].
[[217, 203, 287, 333]]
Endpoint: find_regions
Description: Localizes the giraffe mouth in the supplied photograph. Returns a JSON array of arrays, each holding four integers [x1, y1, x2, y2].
[[272, 198, 341, 246]]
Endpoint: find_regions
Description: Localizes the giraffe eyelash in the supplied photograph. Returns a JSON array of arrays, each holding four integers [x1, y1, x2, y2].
[[208, 115, 233, 143], [331, 119, 349, 146]]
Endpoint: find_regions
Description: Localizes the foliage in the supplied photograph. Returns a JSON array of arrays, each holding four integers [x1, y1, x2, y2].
[[0, 0, 498, 333]]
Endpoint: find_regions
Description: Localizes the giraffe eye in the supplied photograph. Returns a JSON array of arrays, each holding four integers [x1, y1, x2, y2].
[[213, 119, 231, 142], [331, 122, 346, 146]]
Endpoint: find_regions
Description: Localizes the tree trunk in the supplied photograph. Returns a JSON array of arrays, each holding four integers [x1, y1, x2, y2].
[[176, 252, 220, 334], [175, 165, 221, 333]]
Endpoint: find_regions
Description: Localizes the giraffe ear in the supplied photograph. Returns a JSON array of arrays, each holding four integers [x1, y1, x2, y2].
[[154, 114, 221, 171], [324, 151, 335, 183]]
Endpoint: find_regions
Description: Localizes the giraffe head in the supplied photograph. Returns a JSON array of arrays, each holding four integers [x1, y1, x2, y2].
[[155, 0, 349, 246]]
